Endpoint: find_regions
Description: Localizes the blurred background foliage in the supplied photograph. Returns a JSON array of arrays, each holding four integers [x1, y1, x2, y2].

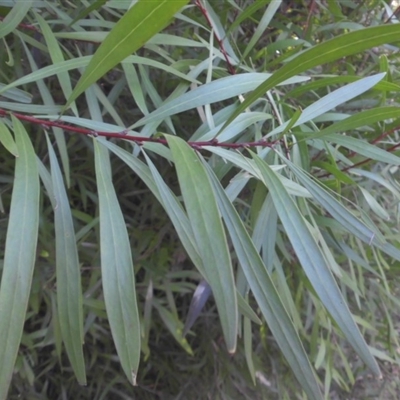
[[1, 0, 400, 399]]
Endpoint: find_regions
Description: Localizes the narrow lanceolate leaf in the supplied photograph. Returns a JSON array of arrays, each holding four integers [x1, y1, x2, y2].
[[201, 159, 323, 400], [35, 13, 78, 116], [321, 133, 400, 165], [166, 135, 238, 353], [307, 106, 400, 138], [94, 140, 140, 385], [98, 140, 204, 275], [69, 0, 107, 26], [0, 116, 39, 400], [0, 57, 91, 95], [46, 135, 86, 385], [282, 157, 377, 244], [285, 159, 400, 262], [133, 73, 308, 128], [226, 0, 270, 35], [141, 151, 204, 275], [242, 0, 281, 59], [0, 120, 18, 156], [268, 73, 386, 138], [292, 73, 385, 127], [251, 153, 381, 377], [0, 0, 32, 39], [0, 84, 32, 103], [221, 24, 400, 132], [283, 157, 400, 263], [65, 0, 190, 108], [144, 150, 258, 329]]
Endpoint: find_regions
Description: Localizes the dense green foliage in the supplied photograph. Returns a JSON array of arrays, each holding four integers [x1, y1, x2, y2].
[[1, 0, 400, 399]]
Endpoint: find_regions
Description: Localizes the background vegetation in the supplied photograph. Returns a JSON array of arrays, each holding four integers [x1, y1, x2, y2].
[[1, 0, 400, 399]]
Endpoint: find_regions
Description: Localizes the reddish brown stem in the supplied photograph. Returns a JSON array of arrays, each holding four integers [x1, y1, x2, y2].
[[5, 107, 398, 176], [194, 0, 236, 75], [0, 108, 276, 150]]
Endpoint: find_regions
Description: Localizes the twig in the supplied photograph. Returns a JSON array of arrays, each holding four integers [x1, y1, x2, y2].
[[0, 108, 277, 150], [2, 108, 398, 171], [194, 0, 236, 75]]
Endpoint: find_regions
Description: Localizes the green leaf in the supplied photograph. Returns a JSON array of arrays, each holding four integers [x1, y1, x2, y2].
[[243, 312, 256, 385], [312, 161, 355, 185], [146, 150, 261, 328], [282, 158, 382, 246], [69, 0, 107, 26], [236, 291, 262, 325], [202, 146, 310, 198], [242, 0, 281, 59], [279, 108, 302, 137], [153, 301, 193, 355], [266, 73, 386, 138], [0, 57, 91, 95], [226, 0, 269, 35], [350, 168, 400, 199], [46, 135, 86, 385], [296, 106, 400, 140], [0, 120, 18, 156], [21, 38, 71, 188], [0, 0, 32, 39], [201, 158, 323, 400], [36, 157, 56, 209], [359, 186, 390, 220], [0, 116, 39, 400], [35, 13, 78, 116], [98, 138, 163, 201], [133, 73, 309, 128], [103, 142, 255, 335], [166, 135, 238, 353], [321, 133, 400, 165], [288, 76, 400, 100], [141, 150, 204, 275], [0, 101, 61, 114], [292, 73, 385, 128], [65, 0, 190, 108], [194, 112, 271, 142], [251, 152, 381, 377], [221, 24, 400, 132], [93, 140, 140, 385], [0, 51, 197, 99], [99, 139, 198, 268], [0, 84, 32, 103]]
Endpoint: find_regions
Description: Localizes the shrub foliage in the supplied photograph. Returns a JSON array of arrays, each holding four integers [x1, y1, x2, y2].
[[0, 1, 400, 399]]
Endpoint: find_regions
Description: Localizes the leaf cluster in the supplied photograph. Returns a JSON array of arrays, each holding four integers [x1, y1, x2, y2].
[[1, 1, 400, 399]]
